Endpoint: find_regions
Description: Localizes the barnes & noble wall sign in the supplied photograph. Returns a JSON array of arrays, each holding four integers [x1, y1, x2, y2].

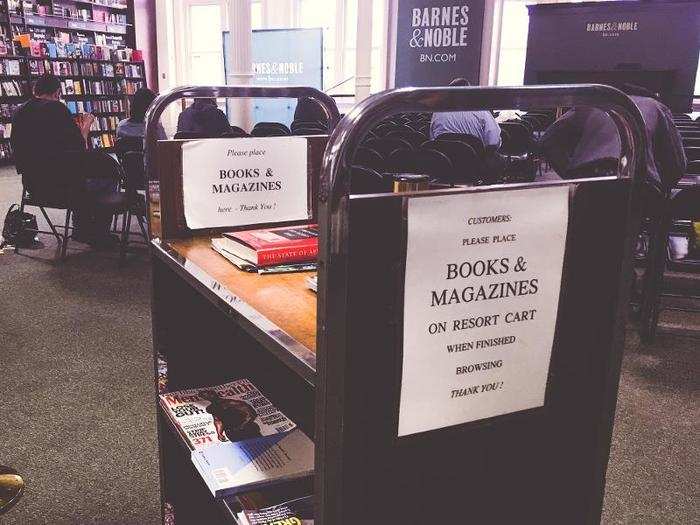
[[398, 186, 568, 437], [395, 1, 485, 87]]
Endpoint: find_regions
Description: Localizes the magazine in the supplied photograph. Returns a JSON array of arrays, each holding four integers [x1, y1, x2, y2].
[[191, 429, 314, 498], [237, 495, 314, 525], [159, 379, 297, 450]]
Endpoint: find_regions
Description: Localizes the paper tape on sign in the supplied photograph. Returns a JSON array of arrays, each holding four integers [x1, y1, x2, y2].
[[181, 138, 310, 229], [398, 185, 569, 437]]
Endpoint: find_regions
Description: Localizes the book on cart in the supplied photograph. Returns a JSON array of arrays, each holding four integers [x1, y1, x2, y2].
[[236, 494, 314, 524], [211, 237, 317, 274], [217, 224, 318, 267], [159, 379, 314, 498]]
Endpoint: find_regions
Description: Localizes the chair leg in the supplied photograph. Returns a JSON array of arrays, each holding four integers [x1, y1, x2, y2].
[[39, 206, 62, 244], [119, 211, 131, 265], [136, 214, 148, 240], [60, 210, 71, 260], [14, 194, 26, 255]]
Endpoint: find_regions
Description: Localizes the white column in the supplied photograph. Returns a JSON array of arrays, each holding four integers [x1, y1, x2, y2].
[[479, 0, 500, 85], [226, 0, 254, 129], [355, 0, 373, 101]]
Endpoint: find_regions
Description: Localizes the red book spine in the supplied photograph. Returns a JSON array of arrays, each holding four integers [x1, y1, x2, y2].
[[257, 243, 318, 266]]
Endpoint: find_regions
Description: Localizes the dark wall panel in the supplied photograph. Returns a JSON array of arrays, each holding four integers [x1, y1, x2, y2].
[[524, 1, 700, 111]]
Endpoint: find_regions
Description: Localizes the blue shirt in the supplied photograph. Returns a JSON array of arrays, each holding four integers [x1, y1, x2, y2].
[[430, 110, 502, 147]]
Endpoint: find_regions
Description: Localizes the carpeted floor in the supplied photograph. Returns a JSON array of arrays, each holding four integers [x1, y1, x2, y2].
[[0, 167, 697, 523]]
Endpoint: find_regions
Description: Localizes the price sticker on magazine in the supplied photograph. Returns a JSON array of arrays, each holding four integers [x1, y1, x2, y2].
[[398, 186, 569, 437], [182, 137, 310, 229]]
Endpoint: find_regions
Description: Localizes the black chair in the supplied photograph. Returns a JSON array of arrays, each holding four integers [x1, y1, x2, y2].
[[115, 136, 143, 156], [499, 122, 532, 156], [292, 127, 327, 136], [435, 133, 486, 158], [349, 166, 390, 194], [386, 148, 454, 183], [251, 127, 290, 137], [221, 126, 249, 137], [372, 123, 397, 137], [684, 147, 700, 162], [17, 151, 130, 262], [291, 120, 327, 133], [174, 131, 206, 140], [252, 121, 290, 134], [364, 137, 414, 158], [120, 151, 149, 242], [352, 147, 386, 173], [387, 130, 428, 149], [421, 139, 484, 184]]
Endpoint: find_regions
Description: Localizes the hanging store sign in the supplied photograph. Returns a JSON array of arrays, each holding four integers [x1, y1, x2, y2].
[[398, 186, 569, 437], [394, 0, 485, 87], [181, 138, 310, 229]]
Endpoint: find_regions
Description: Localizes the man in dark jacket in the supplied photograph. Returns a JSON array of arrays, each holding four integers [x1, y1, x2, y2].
[[11, 74, 119, 246], [176, 98, 230, 137], [540, 84, 686, 191]]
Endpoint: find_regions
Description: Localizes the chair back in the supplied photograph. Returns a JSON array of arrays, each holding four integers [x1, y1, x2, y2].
[[352, 147, 385, 173], [221, 126, 249, 137], [422, 139, 484, 184], [349, 166, 390, 194], [387, 130, 428, 149], [115, 136, 143, 157], [291, 120, 327, 133], [500, 121, 532, 155], [435, 132, 485, 157], [386, 148, 454, 183], [251, 126, 290, 137], [365, 137, 414, 157], [252, 121, 291, 134], [121, 151, 146, 194], [292, 127, 328, 136], [174, 131, 206, 140]]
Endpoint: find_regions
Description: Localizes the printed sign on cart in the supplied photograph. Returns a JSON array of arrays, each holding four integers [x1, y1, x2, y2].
[[181, 138, 310, 229], [398, 186, 569, 437]]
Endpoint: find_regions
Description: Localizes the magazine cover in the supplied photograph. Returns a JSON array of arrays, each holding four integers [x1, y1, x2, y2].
[[159, 379, 297, 450], [191, 429, 314, 498], [237, 495, 314, 525]]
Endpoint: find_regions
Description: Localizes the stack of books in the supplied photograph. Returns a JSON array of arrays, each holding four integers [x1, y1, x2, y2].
[[160, 379, 314, 498], [212, 224, 318, 274]]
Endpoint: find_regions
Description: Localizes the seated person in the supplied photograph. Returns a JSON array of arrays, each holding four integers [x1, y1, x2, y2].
[[116, 87, 166, 146], [11, 74, 119, 247], [540, 84, 686, 191], [176, 98, 230, 137], [430, 77, 502, 150]]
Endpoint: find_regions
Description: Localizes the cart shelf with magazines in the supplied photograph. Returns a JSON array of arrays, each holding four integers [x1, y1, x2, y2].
[[146, 84, 648, 524]]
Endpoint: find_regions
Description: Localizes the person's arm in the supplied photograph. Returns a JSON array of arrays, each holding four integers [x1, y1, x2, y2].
[[653, 103, 687, 189], [49, 102, 88, 150], [482, 114, 502, 149]]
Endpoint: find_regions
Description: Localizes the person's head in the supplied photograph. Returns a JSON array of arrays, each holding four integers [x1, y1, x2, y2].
[[33, 74, 61, 100], [130, 88, 157, 123], [449, 77, 471, 87]]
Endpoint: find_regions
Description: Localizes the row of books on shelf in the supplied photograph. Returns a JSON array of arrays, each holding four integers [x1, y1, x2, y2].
[[7, 36, 143, 63], [88, 114, 119, 131], [65, 98, 125, 114], [211, 224, 319, 275], [26, 58, 142, 78], [0, 58, 22, 76], [88, 131, 115, 149], [160, 379, 315, 523], [0, 141, 12, 160], [59, 77, 122, 95], [0, 79, 28, 96], [0, 103, 22, 118]]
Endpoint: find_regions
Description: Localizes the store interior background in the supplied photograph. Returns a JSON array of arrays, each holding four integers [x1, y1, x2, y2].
[[0, 0, 698, 524]]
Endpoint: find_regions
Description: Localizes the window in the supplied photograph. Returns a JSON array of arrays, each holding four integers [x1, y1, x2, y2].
[[184, 2, 225, 85], [496, 0, 529, 86], [296, 0, 337, 90]]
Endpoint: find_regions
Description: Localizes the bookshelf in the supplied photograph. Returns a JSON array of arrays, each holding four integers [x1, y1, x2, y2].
[[0, 0, 145, 160]]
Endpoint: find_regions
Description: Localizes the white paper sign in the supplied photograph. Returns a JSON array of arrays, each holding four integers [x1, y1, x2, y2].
[[398, 186, 569, 437], [181, 138, 310, 229]]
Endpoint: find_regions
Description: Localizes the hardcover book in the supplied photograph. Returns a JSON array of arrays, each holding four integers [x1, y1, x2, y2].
[[221, 224, 318, 267]]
